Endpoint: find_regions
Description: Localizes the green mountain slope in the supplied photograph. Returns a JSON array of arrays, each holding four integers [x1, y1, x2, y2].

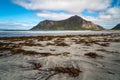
[[31, 15, 104, 30]]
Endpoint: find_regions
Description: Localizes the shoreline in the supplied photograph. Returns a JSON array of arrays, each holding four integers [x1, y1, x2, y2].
[[0, 32, 120, 80], [0, 30, 119, 37], [0, 31, 119, 38]]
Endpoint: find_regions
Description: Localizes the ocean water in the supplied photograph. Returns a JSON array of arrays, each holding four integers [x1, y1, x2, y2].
[[0, 30, 117, 37]]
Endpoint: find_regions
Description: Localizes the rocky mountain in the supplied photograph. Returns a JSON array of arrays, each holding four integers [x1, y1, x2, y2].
[[112, 24, 120, 30], [31, 15, 104, 30]]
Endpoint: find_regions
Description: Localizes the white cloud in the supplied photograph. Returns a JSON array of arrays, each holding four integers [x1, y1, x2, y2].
[[0, 22, 32, 29], [0, 22, 25, 26], [99, 7, 120, 19], [99, 7, 120, 27], [82, 7, 120, 29], [13, 0, 111, 12], [13, 0, 120, 29], [36, 12, 73, 20]]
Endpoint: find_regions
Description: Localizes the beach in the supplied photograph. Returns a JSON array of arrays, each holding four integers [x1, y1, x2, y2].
[[0, 31, 120, 80]]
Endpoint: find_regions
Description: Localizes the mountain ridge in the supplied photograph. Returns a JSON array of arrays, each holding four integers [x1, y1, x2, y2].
[[112, 24, 120, 30], [31, 15, 104, 30]]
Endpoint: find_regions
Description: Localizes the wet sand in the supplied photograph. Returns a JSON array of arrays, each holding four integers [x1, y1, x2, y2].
[[0, 33, 120, 80]]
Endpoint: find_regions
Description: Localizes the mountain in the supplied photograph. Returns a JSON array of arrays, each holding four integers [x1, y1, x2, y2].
[[112, 24, 120, 30], [31, 15, 104, 30]]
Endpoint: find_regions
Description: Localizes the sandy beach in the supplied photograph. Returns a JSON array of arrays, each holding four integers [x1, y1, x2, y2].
[[0, 32, 120, 80]]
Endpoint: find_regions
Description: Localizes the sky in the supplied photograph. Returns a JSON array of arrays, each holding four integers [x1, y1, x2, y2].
[[0, 0, 120, 30]]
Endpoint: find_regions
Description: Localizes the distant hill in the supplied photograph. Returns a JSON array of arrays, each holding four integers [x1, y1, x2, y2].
[[112, 24, 120, 30], [31, 15, 104, 30]]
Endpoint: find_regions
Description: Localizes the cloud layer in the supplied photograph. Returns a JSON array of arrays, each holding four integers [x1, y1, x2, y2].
[[13, 0, 111, 12], [13, 0, 120, 29], [0, 22, 31, 29]]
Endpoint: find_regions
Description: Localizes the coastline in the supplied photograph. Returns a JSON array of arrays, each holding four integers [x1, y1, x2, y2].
[[0, 30, 119, 37], [0, 32, 120, 80]]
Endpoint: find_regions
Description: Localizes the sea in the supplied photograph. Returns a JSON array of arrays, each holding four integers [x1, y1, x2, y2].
[[0, 30, 118, 37]]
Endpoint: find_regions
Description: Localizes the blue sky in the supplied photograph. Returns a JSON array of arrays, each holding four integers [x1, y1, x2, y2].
[[0, 0, 120, 30]]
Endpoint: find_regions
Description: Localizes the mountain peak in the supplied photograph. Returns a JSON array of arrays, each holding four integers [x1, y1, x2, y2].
[[31, 15, 104, 30], [68, 15, 83, 20], [71, 15, 81, 18]]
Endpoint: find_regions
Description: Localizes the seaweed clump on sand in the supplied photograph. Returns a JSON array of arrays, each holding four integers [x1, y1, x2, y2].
[[85, 52, 103, 58], [96, 42, 110, 47], [49, 67, 82, 77], [56, 42, 69, 46], [33, 63, 42, 70], [11, 47, 52, 57]]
